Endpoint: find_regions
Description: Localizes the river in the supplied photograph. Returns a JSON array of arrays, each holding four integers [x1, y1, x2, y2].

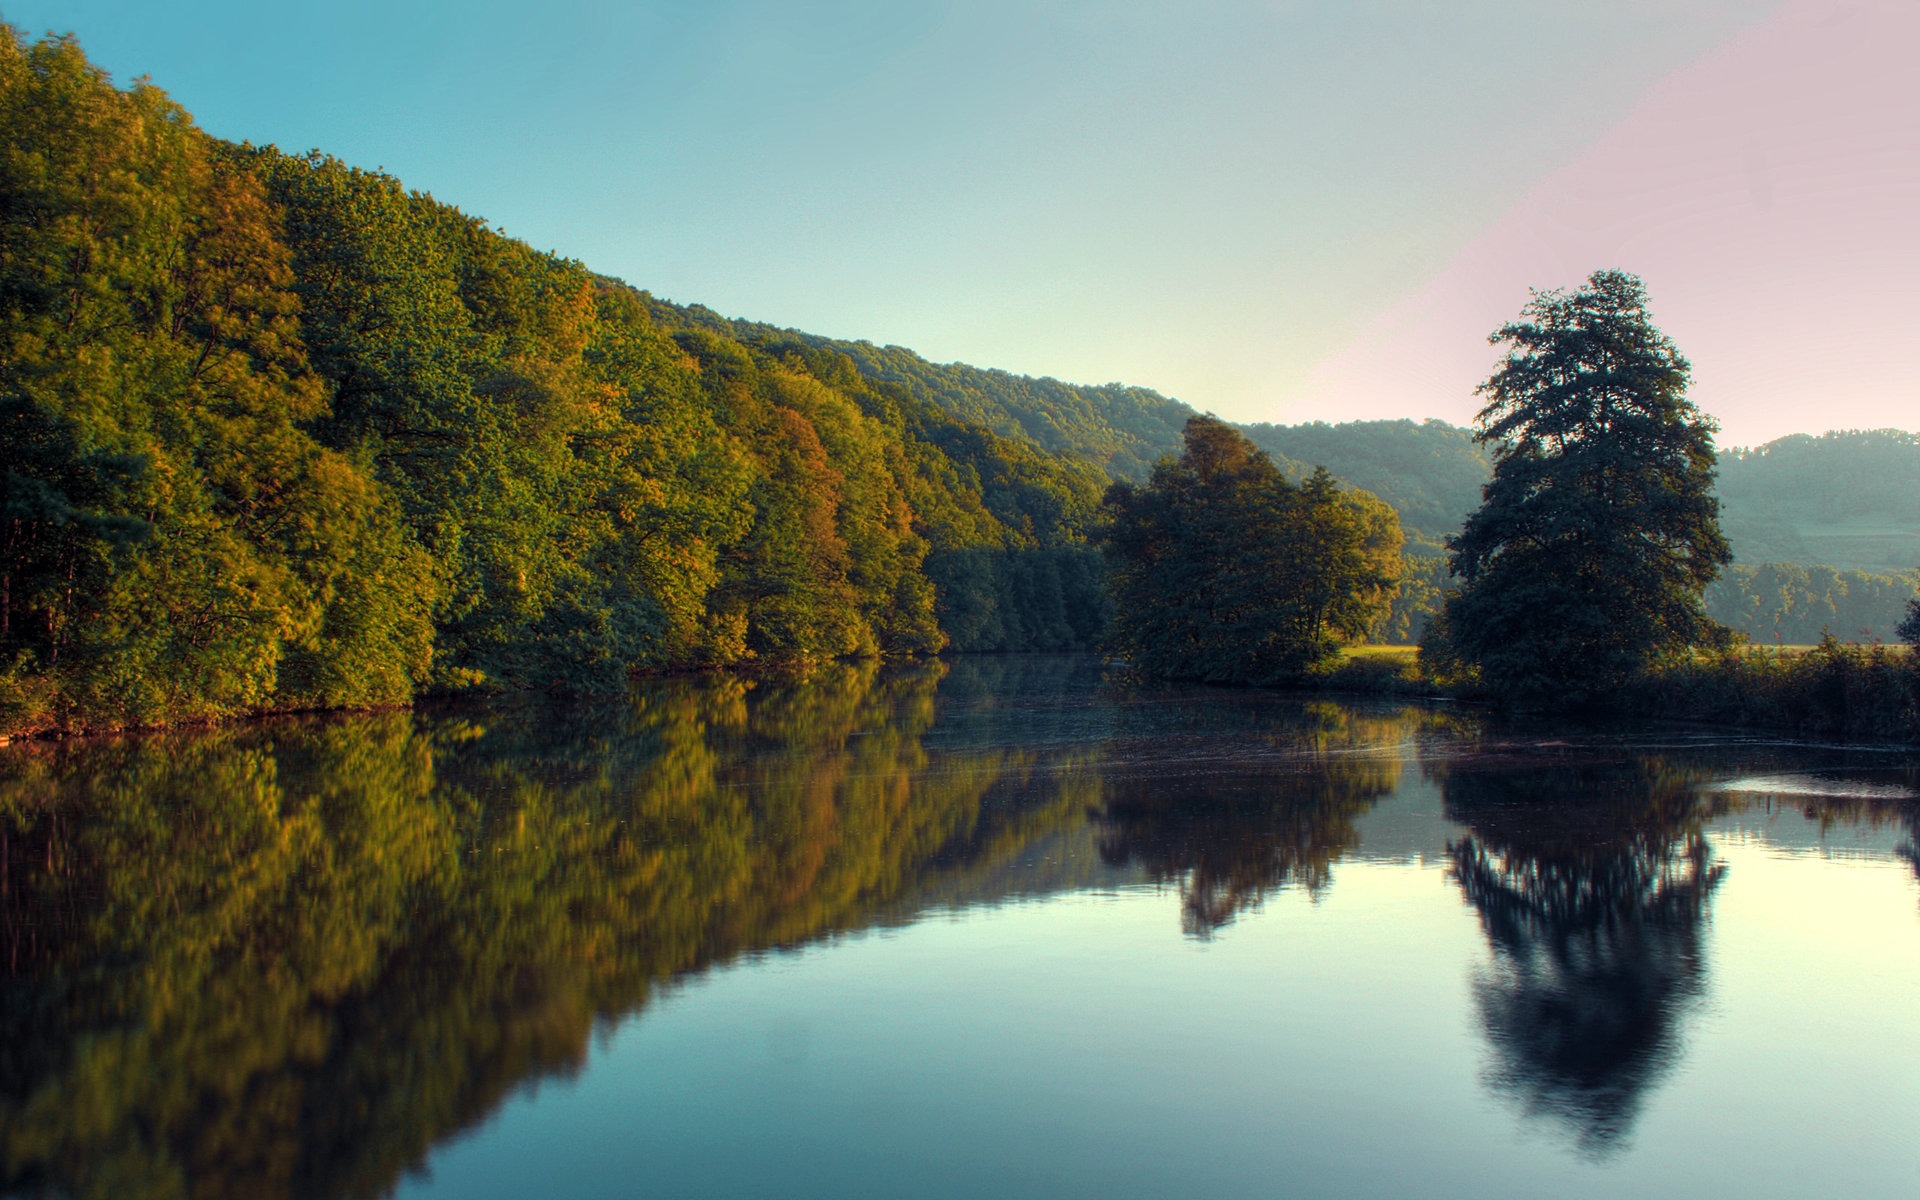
[[2, 656, 1915, 1198]]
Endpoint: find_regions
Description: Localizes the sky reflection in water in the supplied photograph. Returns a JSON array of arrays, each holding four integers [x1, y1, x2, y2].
[[2, 656, 1916, 1199]]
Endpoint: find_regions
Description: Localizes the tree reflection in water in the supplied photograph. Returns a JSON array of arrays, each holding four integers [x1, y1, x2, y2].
[[1096, 702, 1415, 936], [0, 661, 1098, 1200], [1789, 789, 1920, 899], [1437, 749, 1726, 1159]]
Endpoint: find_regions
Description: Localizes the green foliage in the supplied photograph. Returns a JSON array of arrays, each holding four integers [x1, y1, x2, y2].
[[1621, 639, 1920, 741], [923, 545, 1110, 652], [1103, 417, 1403, 683], [1705, 562, 1919, 645], [1900, 597, 1920, 649], [1240, 418, 1491, 547], [0, 31, 434, 730], [1313, 646, 1433, 694], [647, 302, 1193, 481], [1431, 271, 1731, 709], [0, 30, 1128, 733], [1369, 549, 1451, 644]]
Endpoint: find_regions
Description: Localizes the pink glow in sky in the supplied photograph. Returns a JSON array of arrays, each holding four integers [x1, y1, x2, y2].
[[1293, 0, 1918, 448]]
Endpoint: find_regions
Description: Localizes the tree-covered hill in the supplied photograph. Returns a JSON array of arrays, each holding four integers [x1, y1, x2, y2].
[[1236, 422, 1920, 583], [1220, 420, 1920, 643], [644, 300, 1196, 481], [1238, 418, 1490, 547], [6, 27, 1915, 735], [0, 29, 1114, 735], [1717, 430, 1920, 573]]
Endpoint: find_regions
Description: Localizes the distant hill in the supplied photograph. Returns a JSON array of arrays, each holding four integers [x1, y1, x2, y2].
[[640, 310, 1920, 583], [1239, 419, 1489, 547], [1229, 422, 1920, 575], [644, 300, 1194, 481], [1718, 430, 1920, 573]]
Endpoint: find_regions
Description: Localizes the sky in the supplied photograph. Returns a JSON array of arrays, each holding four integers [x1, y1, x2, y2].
[[5, 0, 1912, 447]]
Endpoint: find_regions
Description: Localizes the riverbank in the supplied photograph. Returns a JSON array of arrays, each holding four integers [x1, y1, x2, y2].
[[1313, 640, 1920, 742]]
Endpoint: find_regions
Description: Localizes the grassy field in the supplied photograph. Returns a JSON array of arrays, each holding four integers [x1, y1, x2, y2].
[[1342, 644, 1419, 661], [1317, 644, 1430, 694]]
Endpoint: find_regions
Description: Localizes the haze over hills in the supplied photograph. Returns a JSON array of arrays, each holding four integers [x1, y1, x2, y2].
[[1717, 431, 1920, 574]]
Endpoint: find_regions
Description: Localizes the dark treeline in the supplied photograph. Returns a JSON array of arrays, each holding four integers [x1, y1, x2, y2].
[[1705, 562, 1919, 645], [0, 31, 1107, 736], [1368, 558, 1917, 649], [1101, 417, 1402, 682]]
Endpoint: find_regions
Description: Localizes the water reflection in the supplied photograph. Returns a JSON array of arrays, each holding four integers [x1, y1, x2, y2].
[[0, 662, 1094, 1200], [1095, 703, 1414, 936], [1771, 786, 1920, 898], [1435, 747, 1727, 1158], [3, 664, 1918, 1199]]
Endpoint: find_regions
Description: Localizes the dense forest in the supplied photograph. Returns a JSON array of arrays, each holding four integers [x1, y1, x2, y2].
[[0, 31, 1111, 735], [644, 303, 1196, 483], [1239, 418, 1489, 547]]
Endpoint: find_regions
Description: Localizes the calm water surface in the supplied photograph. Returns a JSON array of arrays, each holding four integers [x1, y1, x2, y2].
[[3, 657, 1916, 1199]]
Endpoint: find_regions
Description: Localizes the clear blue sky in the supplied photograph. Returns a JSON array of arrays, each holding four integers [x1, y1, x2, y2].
[[10, 1, 1910, 444]]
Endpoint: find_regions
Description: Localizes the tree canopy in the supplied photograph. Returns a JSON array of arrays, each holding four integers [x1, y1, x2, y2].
[[1102, 417, 1402, 683], [1427, 270, 1730, 707], [0, 28, 1114, 736]]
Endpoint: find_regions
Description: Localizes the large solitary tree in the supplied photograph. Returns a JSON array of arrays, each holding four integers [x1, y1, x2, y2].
[[1428, 270, 1729, 708], [1103, 416, 1401, 683]]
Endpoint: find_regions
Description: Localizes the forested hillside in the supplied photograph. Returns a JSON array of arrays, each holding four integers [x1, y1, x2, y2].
[[1718, 430, 1920, 572], [646, 302, 1195, 481], [1238, 419, 1489, 546], [1232, 422, 1920, 642], [0, 31, 1109, 735]]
